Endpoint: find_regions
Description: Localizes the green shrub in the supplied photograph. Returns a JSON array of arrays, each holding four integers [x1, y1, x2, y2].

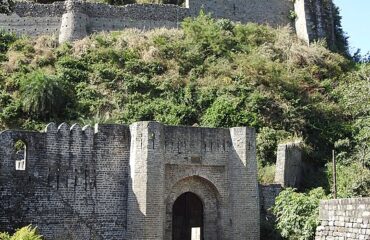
[[19, 70, 73, 120], [0, 98, 22, 123], [182, 12, 237, 59], [0, 31, 17, 61], [272, 188, 327, 240], [257, 127, 290, 165], [150, 99, 196, 125], [0, 225, 43, 240], [56, 56, 89, 82], [75, 82, 104, 116], [0, 30, 17, 53], [336, 64, 370, 167], [201, 95, 257, 128], [10, 38, 34, 54], [258, 163, 276, 184], [327, 162, 370, 198]]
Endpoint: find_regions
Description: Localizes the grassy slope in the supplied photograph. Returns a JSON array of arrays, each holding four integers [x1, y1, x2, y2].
[[0, 15, 368, 193]]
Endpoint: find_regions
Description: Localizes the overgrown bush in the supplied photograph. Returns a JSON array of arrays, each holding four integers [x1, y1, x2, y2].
[[19, 70, 73, 120], [258, 163, 276, 184], [0, 14, 363, 173], [0, 225, 43, 240], [327, 162, 370, 198], [201, 95, 256, 128], [0, 31, 17, 62], [272, 188, 327, 240], [335, 64, 370, 167], [257, 127, 290, 165]]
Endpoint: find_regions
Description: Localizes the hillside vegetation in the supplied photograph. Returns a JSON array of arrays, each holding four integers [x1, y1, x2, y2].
[[1, 13, 369, 192], [0, 13, 369, 240]]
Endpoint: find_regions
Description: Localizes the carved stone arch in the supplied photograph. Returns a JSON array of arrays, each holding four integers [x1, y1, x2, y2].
[[165, 175, 222, 240]]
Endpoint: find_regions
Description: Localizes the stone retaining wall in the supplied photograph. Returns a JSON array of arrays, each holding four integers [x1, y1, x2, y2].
[[259, 184, 282, 220], [315, 198, 370, 240]]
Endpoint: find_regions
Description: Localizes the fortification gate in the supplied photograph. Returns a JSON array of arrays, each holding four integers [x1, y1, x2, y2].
[[0, 122, 259, 240]]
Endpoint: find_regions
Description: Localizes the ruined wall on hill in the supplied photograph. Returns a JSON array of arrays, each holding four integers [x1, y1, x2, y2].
[[0, 0, 335, 45]]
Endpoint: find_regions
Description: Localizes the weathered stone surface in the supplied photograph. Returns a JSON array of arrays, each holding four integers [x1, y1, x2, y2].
[[274, 141, 303, 188], [259, 184, 282, 220], [315, 198, 370, 240], [0, 121, 260, 240], [0, 0, 335, 45]]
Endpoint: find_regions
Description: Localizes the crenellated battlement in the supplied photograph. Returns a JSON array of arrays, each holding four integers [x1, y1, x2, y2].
[[0, 122, 131, 239], [0, 121, 260, 239], [0, 0, 335, 45]]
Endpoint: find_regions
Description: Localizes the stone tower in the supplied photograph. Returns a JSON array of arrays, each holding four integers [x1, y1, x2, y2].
[[59, 0, 89, 43]]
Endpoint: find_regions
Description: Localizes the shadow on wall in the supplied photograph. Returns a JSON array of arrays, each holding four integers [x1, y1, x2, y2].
[[164, 175, 221, 240], [0, 123, 131, 239], [1, 122, 261, 240], [125, 122, 261, 240]]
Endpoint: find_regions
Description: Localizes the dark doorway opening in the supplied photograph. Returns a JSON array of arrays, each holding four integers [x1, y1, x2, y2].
[[172, 192, 204, 240]]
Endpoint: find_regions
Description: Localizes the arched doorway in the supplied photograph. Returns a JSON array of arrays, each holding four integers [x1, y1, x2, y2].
[[172, 192, 203, 240]]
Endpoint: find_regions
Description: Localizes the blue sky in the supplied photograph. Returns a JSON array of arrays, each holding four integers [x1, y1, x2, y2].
[[333, 0, 370, 55]]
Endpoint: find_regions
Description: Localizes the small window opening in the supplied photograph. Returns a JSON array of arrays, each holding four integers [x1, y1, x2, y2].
[[14, 140, 26, 171]]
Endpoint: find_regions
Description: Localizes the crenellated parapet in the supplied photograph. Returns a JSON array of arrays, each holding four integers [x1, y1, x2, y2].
[[0, 0, 335, 45], [0, 121, 260, 239], [0, 122, 131, 239]]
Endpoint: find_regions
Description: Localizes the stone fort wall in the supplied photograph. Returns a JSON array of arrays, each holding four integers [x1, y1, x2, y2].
[[315, 198, 370, 240], [126, 122, 260, 239], [0, 121, 260, 240], [0, 0, 335, 45], [0, 123, 130, 239], [274, 142, 303, 188]]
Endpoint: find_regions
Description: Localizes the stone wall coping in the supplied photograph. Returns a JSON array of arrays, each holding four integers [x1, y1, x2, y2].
[[320, 197, 370, 206], [4, 1, 188, 18], [1, 121, 254, 136], [259, 183, 283, 188]]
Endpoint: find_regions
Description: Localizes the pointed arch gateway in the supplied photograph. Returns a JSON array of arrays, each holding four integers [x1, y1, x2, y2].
[[172, 192, 203, 240], [165, 176, 221, 240]]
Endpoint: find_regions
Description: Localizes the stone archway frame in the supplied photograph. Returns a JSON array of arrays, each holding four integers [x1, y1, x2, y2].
[[165, 175, 222, 240]]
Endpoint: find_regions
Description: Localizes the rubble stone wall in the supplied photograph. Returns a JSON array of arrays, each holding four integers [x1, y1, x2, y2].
[[0, 0, 335, 45]]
